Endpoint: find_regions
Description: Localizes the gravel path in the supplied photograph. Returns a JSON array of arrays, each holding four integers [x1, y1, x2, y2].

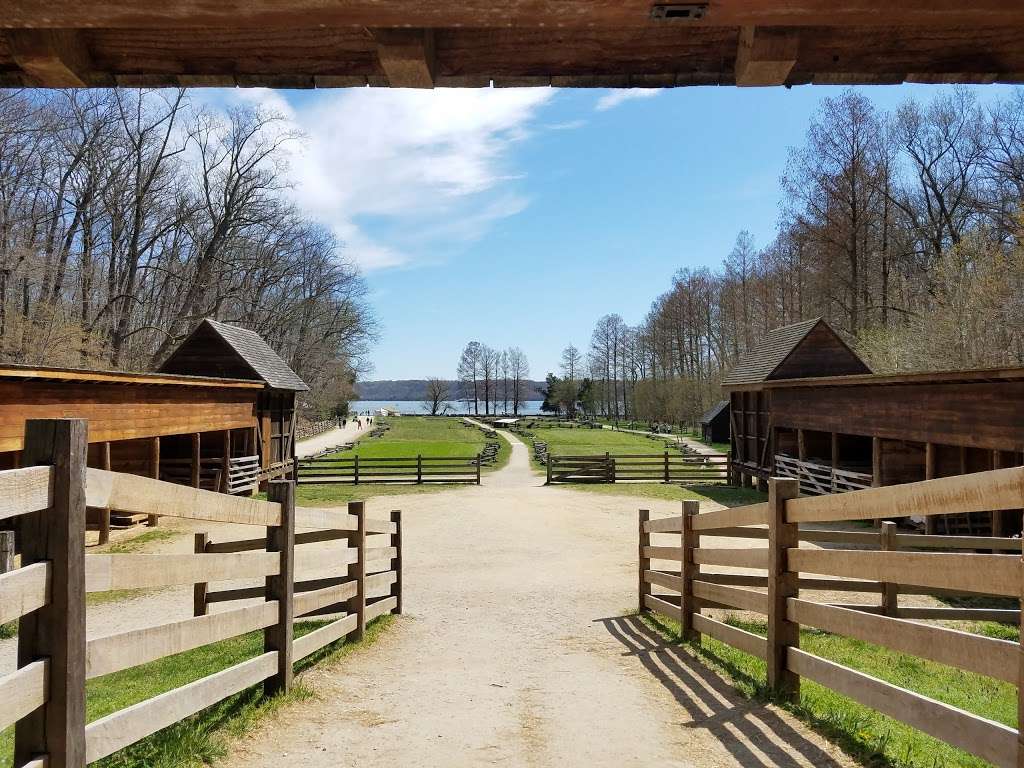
[[221, 431, 859, 768]]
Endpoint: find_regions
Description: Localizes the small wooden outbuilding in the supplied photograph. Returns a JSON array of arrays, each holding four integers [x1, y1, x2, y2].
[[699, 401, 730, 445]]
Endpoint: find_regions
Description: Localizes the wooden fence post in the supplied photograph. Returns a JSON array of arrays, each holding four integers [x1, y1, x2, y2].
[[880, 521, 899, 617], [193, 533, 209, 617], [15, 418, 88, 768], [416, 454, 423, 484], [767, 476, 800, 700], [638, 509, 650, 613], [664, 451, 670, 483], [546, 458, 552, 485], [354, 453, 359, 485], [476, 453, 482, 485], [264, 480, 295, 696], [681, 499, 700, 642], [391, 509, 403, 614], [347, 500, 366, 641]]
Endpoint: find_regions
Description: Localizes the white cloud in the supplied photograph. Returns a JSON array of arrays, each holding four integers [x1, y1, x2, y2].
[[202, 87, 555, 271], [594, 89, 661, 112]]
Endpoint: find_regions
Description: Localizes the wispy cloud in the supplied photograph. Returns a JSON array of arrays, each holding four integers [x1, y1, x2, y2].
[[594, 89, 661, 112], [547, 119, 587, 130], [200, 87, 555, 271]]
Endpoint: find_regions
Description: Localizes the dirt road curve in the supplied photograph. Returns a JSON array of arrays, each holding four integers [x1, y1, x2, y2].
[[224, 433, 855, 768]]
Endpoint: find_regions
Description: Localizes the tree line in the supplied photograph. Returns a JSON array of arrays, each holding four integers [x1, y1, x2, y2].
[[455, 341, 531, 415], [0, 88, 375, 413], [560, 87, 1024, 425]]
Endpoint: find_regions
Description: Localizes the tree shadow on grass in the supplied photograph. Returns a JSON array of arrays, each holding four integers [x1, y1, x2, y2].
[[597, 614, 846, 768]]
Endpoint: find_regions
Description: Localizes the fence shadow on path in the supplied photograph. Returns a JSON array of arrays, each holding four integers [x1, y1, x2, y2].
[[598, 615, 847, 768]]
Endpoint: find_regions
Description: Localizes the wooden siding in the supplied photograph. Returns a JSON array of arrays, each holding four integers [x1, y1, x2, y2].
[[769, 323, 871, 381], [769, 380, 1024, 453], [0, 380, 258, 453]]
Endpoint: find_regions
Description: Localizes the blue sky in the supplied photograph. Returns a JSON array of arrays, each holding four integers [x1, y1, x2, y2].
[[214, 82, 1018, 380]]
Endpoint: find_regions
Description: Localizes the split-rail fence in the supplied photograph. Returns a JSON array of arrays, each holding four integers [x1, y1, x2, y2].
[[298, 454, 481, 485], [547, 451, 729, 485], [639, 468, 1024, 767], [0, 418, 401, 767]]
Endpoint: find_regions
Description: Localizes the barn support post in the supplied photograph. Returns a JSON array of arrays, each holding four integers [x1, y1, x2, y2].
[[191, 433, 201, 488], [925, 442, 937, 535], [264, 480, 295, 696], [766, 477, 800, 699], [220, 429, 231, 494], [147, 436, 160, 527], [15, 419, 88, 768], [681, 499, 700, 643], [99, 440, 111, 545]]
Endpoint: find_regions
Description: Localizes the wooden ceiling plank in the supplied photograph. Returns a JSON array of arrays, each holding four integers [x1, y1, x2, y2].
[[735, 26, 798, 86], [372, 28, 435, 89], [7, 29, 91, 87]]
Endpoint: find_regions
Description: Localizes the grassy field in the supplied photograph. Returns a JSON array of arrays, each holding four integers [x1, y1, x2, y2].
[[334, 417, 510, 467], [0, 615, 393, 768], [644, 612, 1014, 768], [561, 481, 766, 507], [520, 423, 672, 458]]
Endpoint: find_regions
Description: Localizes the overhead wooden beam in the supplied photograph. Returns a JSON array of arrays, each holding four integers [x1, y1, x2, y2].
[[7, 29, 91, 87], [372, 28, 436, 89], [735, 26, 799, 86]]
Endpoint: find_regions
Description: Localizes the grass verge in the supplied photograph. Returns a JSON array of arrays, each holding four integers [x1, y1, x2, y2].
[[0, 615, 393, 768], [554, 481, 766, 507], [642, 611, 1013, 768]]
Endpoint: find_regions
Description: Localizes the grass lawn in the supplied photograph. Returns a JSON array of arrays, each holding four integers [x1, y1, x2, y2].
[[333, 416, 511, 470], [521, 423, 673, 460], [644, 612, 1014, 768], [0, 615, 393, 768]]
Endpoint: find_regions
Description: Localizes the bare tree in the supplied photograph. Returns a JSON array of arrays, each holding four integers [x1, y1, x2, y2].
[[422, 377, 450, 416]]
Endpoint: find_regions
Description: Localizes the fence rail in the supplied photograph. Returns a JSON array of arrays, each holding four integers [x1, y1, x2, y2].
[[774, 453, 873, 495], [0, 418, 402, 767], [297, 453, 481, 485], [638, 466, 1024, 767], [547, 451, 729, 485]]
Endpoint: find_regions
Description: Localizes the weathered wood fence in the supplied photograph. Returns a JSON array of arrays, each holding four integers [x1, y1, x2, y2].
[[298, 454, 481, 485], [639, 468, 1024, 767], [773, 453, 873, 496], [0, 418, 401, 767], [547, 451, 729, 485]]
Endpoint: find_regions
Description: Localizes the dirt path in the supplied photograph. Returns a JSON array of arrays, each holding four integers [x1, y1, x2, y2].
[[222, 434, 857, 768], [296, 417, 377, 458]]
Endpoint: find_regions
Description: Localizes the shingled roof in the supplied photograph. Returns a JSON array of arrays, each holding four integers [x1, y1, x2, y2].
[[700, 400, 729, 425], [160, 318, 309, 391], [720, 318, 872, 387]]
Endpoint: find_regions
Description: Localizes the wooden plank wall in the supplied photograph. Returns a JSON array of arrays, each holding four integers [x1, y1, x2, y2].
[[0, 380, 259, 454]]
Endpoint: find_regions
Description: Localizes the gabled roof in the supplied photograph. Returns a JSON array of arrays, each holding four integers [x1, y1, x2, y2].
[[721, 318, 823, 386], [204, 319, 309, 392], [700, 400, 729, 425], [161, 318, 309, 392]]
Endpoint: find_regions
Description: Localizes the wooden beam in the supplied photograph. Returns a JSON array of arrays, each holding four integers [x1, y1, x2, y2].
[[372, 28, 436, 89], [7, 30, 91, 87], [735, 26, 799, 86]]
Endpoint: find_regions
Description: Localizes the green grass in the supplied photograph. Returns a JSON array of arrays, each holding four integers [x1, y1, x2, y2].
[[337, 416, 508, 466], [295, 482, 472, 505], [524, 423, 674, 462], [103, 529, 179, 554], [643, 612, 1014, 768], [0, 615, 393, 768]]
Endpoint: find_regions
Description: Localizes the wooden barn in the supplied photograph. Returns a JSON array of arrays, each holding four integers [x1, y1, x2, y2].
[[0, 318, 307, 541], [723, 318, 1024, 536], [699, 401, 730, 445]]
